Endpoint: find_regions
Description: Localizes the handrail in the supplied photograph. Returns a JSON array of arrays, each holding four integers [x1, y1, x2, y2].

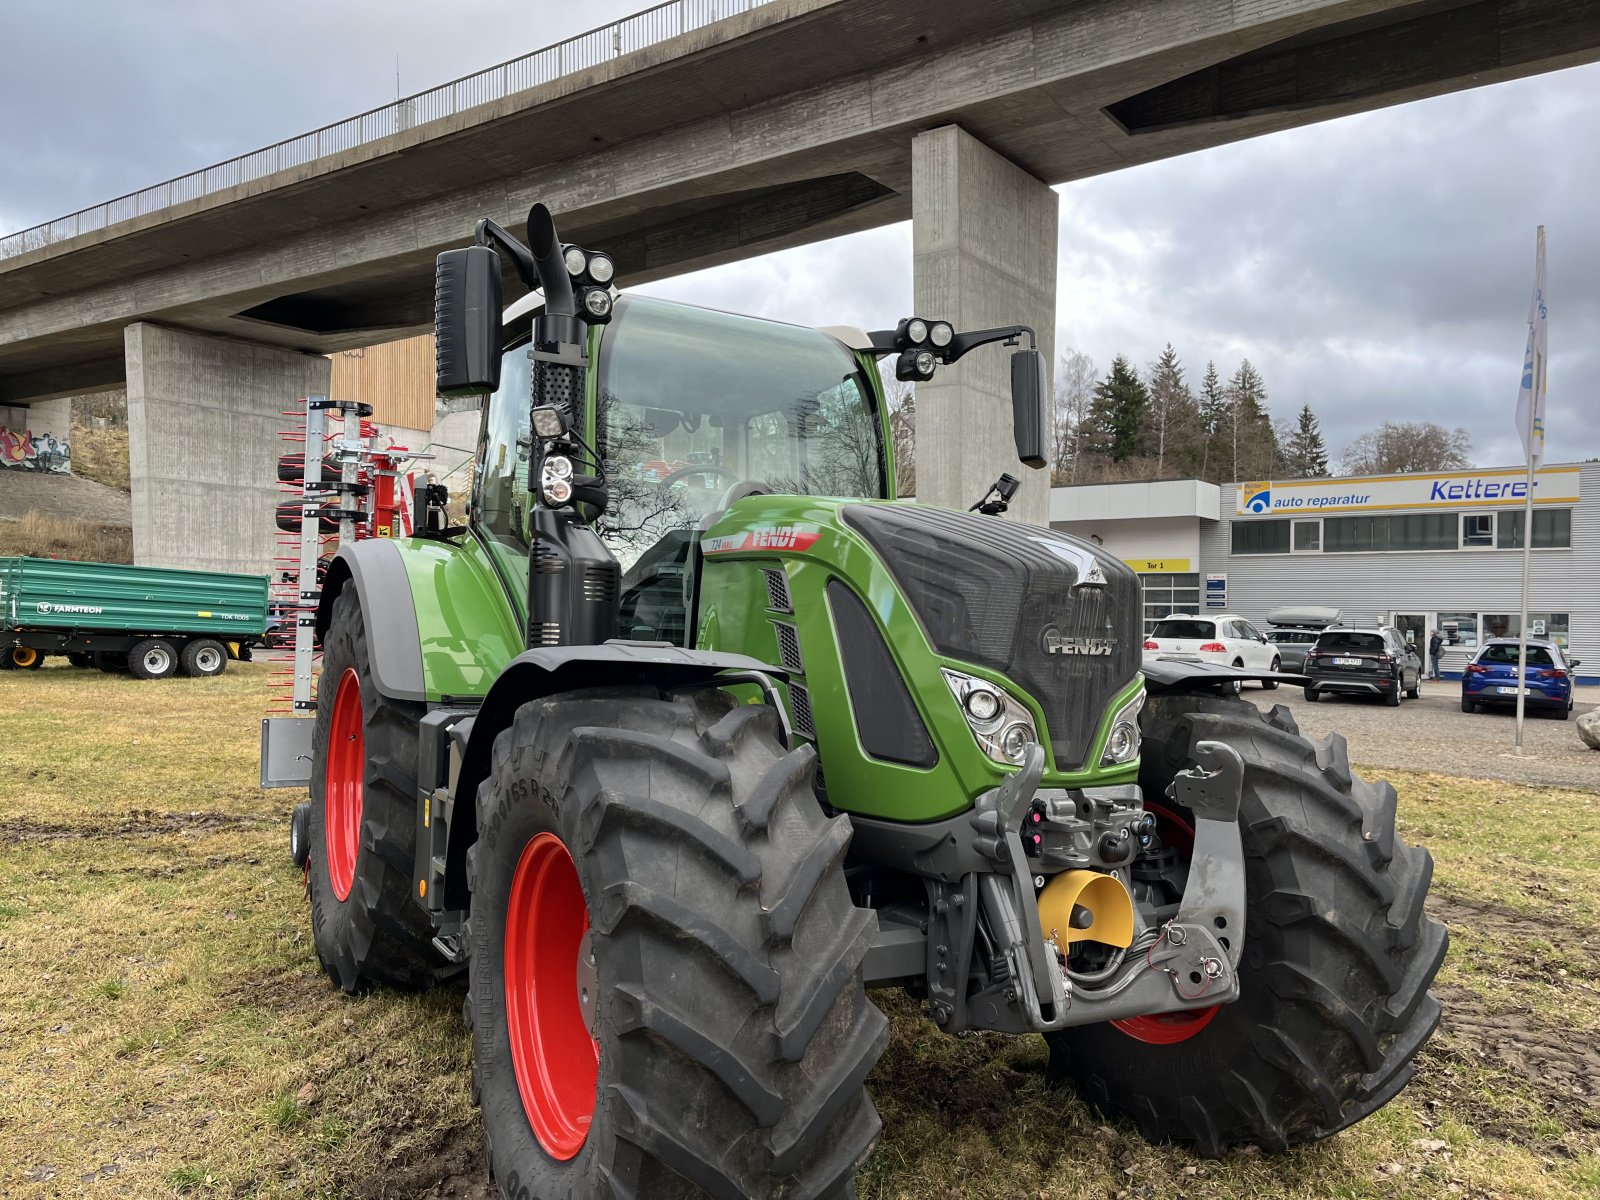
[[0, 0, 770, 261]]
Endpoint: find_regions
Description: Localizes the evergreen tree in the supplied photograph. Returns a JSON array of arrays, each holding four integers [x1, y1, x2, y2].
[[1143, 344, 1200, 477], [1197, 360, 1228, 482], [1283, 404, 1330, 478], [1088, 355, 1149, 464], [1225, 359, 1277, 481]]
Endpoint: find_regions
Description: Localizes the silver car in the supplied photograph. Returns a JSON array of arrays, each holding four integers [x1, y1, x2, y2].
[[1264, 606, 1343, 673]]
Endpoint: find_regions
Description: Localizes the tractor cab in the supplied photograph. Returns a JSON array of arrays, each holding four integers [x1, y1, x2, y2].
[[473, 292, 890, 647]]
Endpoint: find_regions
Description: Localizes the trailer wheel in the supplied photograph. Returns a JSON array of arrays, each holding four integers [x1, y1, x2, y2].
[[467, 685, 885, 1199], [94, 650, 126, 673], [128, 639, 178, 680], [66, 652, 93, 669], [180, 638, 228, 678], [1045, 692, 1446, 1155], [9, 645, 44, 669], [307, 587, 445, 991]]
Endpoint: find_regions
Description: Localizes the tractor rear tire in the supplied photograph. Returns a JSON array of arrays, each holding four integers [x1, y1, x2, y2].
[[466, 685, 886, 1199], [128, 639, 178, 680], [180, 638, 228, 678], [1045, 691, 1446, 1155], [307, 587, 446, 991]]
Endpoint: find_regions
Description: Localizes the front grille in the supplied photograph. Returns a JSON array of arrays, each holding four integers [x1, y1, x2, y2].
[[763, 568, 792, 612], [772, 621, 804, 673], [843, 504, 1141, 769]]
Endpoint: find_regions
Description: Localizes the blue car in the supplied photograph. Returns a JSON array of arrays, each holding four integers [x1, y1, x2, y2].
[[1460, 638, 1581, 720]]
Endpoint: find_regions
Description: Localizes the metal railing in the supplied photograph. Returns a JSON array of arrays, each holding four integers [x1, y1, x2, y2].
[[0, 0, 772, 261]]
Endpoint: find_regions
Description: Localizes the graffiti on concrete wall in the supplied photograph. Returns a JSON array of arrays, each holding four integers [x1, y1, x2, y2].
[[0, 426, 71, 473]]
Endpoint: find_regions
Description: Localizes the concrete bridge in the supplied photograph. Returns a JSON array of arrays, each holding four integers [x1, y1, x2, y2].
[[2, 0, 1597, 570]]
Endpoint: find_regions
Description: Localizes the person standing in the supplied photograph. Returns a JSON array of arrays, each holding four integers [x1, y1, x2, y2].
[[1428, 628, 1444, 680]]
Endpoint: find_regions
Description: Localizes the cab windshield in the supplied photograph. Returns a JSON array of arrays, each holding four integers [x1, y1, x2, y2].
[[595, 294, 886, 569]]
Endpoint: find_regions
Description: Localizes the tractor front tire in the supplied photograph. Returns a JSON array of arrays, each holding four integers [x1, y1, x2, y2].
[[467, 685, 886, 1199], [307, 587, 445, 991], [1045, 691, 1446, 1155]]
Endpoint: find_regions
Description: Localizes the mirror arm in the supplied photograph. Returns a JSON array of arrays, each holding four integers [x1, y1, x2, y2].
[[864, 324, 1036, 362], [473, 218, 539, 290]]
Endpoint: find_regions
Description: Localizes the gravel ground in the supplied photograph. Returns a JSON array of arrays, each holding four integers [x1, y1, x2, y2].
[[1244, 680, 1600, 790]]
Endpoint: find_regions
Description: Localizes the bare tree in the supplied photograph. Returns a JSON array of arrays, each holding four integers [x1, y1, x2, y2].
[[1340, 421, 1472, 475], [1053, 348, 1097, 484], [879, 366, 917, 496]]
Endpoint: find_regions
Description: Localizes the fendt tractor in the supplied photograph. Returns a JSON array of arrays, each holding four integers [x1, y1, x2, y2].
[[264, 204, 1446, 1198]]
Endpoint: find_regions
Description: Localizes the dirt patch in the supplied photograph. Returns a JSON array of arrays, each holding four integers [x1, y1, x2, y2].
[[0, 809, 276, 843], [349, 1125, 493, 1200], [1421, 893, 1600, 1141]]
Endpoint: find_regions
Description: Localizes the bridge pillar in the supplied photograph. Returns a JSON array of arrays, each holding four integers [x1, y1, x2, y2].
[[912, 124, 1058, 526], [125, 323, 331, 576]]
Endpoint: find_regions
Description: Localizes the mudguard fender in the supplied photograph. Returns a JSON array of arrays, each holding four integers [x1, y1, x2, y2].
[[316, 540, 426, 702], [443, 643, 785, 908]]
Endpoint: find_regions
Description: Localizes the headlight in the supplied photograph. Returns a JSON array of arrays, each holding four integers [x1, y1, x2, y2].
[[1100, 687, 1145, 766], [943, 668, 1039, 766], [914, 349, 936, 376], [544, 454, 573, 481], [583, 288, 613, 319], [540, 456, 575, 506], [906, 318, 928, 344], [929, 321, 954, 348], [587, 252, 615, 284], [563, 245, 588, 276]]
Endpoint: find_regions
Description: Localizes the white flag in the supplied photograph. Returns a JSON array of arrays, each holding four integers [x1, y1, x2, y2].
[[1516, 226, 1547, 467]]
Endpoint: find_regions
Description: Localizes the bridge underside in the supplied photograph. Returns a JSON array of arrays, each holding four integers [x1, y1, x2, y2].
[[1, 0, 1596, 406]]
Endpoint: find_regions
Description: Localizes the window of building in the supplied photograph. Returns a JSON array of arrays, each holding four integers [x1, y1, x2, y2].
[[1231, 520, 1290, 555], [1496, 508, 1572, 549], [1437, 612, 1479, 650], [1324, 515, 1376, 552], [1460, 513, 1495, 549], [1481, 612, 1571, 648], [1139, 573, 1201, 634], [1388, 512, 1457, 551], [1291, 518, 1321, 553]]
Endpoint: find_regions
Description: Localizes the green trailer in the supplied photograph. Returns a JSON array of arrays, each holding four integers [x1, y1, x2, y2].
[[0, 556, 269, 678]]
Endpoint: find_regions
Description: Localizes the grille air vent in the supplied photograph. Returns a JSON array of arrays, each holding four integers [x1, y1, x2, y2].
[[763, 568, 792, 612], [789, 683, 815, 737], [583, 565, 616, 602], [772, 621, 804, 673]]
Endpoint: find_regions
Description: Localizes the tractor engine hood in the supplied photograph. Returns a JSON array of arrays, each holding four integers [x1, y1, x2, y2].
[[840, 505, 1142, 770]]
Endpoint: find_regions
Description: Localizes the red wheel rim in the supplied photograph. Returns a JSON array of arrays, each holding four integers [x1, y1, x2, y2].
[[1111, 801, 1222, 1045], [324, 667, 364, 902], [504, 833, 599, 1160]]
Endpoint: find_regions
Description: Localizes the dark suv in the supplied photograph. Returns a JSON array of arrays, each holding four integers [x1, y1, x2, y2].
[[1303, 626, 1423, 707]]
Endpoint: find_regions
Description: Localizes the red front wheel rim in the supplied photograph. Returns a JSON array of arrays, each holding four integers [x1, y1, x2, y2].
[[504, 832, 599, 1160], [324, 667, 364, 902], [1111, 801, 1222, 1045]]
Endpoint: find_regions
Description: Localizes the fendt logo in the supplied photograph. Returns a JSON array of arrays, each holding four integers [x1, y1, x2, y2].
[[1042, 626, 1117, 656], [35, 601, 104, 615]]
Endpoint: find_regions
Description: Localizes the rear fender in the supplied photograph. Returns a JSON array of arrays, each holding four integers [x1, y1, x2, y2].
[[442, 643, 785, 909]]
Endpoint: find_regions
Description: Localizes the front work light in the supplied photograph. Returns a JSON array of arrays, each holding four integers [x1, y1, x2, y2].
[[563, 245, 588, 277], [587, 252, 615, 284], [531, 406, 568, 439], [929, 321, 954, 348]]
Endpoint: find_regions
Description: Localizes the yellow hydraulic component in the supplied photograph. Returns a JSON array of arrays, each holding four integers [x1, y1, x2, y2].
[[1037, 869, 1135, 948]]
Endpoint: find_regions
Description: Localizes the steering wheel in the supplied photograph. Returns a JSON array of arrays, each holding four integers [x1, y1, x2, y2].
[[653, 463, 743, 492]]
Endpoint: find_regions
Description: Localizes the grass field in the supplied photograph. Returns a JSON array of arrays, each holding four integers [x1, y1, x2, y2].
[[1, 663, 1596, 1198]]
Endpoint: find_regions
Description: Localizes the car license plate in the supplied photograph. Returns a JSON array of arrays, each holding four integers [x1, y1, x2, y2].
[[1496, 686, 1528, 696], [1333, 657, 1361, 667]]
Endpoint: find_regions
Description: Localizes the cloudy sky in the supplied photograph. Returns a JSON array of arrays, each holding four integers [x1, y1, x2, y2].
[[3, 1, 1596, 468]]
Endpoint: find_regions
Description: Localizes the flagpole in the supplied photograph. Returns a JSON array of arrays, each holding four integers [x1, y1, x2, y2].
[[1513, 224, 1545, 755], [1513, 388, 1535, 753]]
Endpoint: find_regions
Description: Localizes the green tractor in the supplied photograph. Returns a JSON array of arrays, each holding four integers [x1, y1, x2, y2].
[[278, 204, 1445, 1197]]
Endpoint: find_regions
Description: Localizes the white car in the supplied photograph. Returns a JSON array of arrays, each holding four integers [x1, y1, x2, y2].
[[1142, 613, 1281, 690]]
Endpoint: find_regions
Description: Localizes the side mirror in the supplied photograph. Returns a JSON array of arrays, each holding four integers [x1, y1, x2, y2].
[[435, 245, 504, 397], [1570, 658, 1582, 669], [1009, 348, 1048, 469]]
